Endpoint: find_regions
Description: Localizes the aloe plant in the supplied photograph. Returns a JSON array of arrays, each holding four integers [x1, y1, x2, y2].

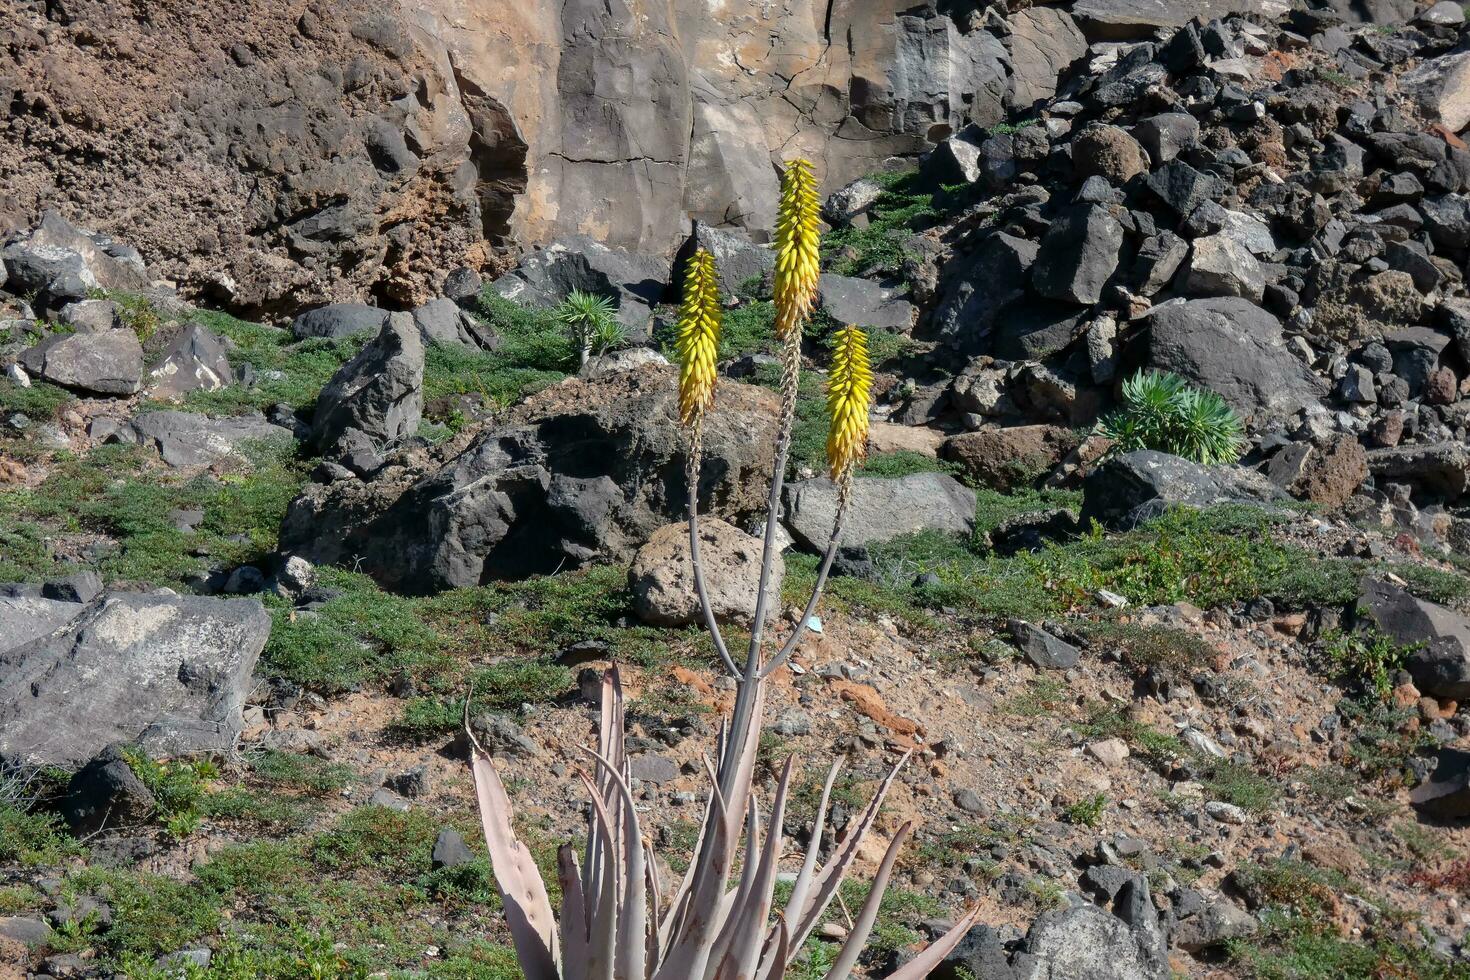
[[466, 160, 980, 979]]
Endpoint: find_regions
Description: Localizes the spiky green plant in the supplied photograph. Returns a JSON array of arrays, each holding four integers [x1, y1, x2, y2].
[[467, 229, 980, 980], [555, 290, 624, 368], [1100, 370, 1244, 465]]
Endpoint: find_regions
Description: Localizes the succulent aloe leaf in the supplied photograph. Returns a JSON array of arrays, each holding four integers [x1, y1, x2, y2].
[[784, 757, 841, 926], [558, 844, 589, 980], [469, 746, 561, 979], [791, 751, 912, 949], [882, 904, 985, 980], [823, 820, 914, 980]]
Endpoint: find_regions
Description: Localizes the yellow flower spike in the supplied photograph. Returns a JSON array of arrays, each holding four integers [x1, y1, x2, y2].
[[825, 325, 873, 482], [773, 159, 822, 341], [675, 249, 723, 426]]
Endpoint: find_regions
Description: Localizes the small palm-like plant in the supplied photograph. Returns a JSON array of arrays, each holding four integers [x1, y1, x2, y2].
[[1100, 370, 1244, 465], [556, 290, 625, 367], [466, 160, 980, 979]]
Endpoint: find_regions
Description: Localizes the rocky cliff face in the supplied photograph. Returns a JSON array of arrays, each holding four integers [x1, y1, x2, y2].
[[0, 0, 1092, 314]]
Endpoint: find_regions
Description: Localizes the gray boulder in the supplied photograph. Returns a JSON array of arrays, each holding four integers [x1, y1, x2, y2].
[[1144, 298, 1327, 417], [1366, 442, 1470, 498], [107, 411, 294, 467], [492, 236, 668, 332], [1411, 747, 1470, 817], [628, 518, 781, 626], [18, 329, 145, 396], [1132, 113, 1199, 164], [677, 224, 774, 298], [1081, 450, 1285, 529], [61, 744, 158, 835], [783, 473, 976, 550], [148, 323, 234, 399], [58, 299, 121, 333], [310, 312, 424, 453], [412, 298, 486, 349], [281, 365, 780, 592], [928, 232, 1038, 352], [0, 592, 270, 767], [1182, 234, 1265, 302], [818, 274, 914, 332], [290, 302, 390, 341], [823, 178, 886, 227], [23, 210, 149, 291], [1032, 205, 1124, 306], [1006, 7, 1089, 110], [1359, 578, 1470, 698]]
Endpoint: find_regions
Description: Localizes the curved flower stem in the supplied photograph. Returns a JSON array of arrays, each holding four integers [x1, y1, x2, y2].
[[760, 493, 846, 680], [718, 333, 801, 796], [687, 418, 738, 676]]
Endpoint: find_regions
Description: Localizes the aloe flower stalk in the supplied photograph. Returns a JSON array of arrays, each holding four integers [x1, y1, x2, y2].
[[467, 162, 981, 980], [773, 158, 821, 343], [825, 326, 873, 486], [676, 249, 722, 428]]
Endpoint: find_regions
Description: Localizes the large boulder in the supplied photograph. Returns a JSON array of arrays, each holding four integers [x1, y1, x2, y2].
[[105, 411, 295, 467], [281, 365, 780, 591], [0, 591, 270, 767], [1366, 442, 1470, 499], [491, 236, 669, 332], [1358, 578, 1470, 698], [675, 224, 774, 298], [17, 329, 145, 396], [0, 211, 148, 314], [1006, 7, 1088, 110], [818, 274, 915, 332], [1144, 298, 1327, 418], [147, 322, 234, 399], [927, 232, 1038, 352], [1032, 205, 1125, 306], [310, 312, 424, 454], [629, 518, 782, 626], [1400, 51, 1470, 134], [942, 426, 1081, 492], [1080, 450, 1285, 529], [783, 472, 976, 550], [290, 303, 390, 341]]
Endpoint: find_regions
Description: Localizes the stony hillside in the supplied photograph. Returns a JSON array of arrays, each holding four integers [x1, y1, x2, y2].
[[6, 1, 1470, 980]]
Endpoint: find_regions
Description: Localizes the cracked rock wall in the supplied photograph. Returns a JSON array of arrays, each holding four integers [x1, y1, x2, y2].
[[0, 0, 1082, 312]]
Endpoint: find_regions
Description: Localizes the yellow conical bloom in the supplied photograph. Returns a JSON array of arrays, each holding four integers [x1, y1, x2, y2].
[[826, 326, 873, 481], [675, 249, 723, 426], [773, 159, 821, 341]]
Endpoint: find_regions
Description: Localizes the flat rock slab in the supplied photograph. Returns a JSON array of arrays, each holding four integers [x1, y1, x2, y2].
[[18, 329, 144, 396], [1359, 578, 1470, 698], [1081, 450, 1285, 529], [108, 410, 294, 467], [783, 472, 976, 550], [0, 591, 271, 767]]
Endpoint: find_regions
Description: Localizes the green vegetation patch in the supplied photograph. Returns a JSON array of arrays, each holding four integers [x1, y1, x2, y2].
[[180, 310, 361, 415], [1226, 858, 1459, 979], [266, 563, 697, 696], [823, 169, 938, 279], [0, 439, 307, 584], [52, 804, 517, 973]]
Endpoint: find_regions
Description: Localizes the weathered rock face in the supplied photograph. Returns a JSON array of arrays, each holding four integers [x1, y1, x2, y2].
[[782, 472, 977, 550], [280, 365, 780, 592], [1081, 450, 1285, 529], [1143, 298, 1328, 418], [0, 1, 515, 317], [0, 591, 271, 767], [0, 0, 1069, 314], [628, 518, 782, 627]]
